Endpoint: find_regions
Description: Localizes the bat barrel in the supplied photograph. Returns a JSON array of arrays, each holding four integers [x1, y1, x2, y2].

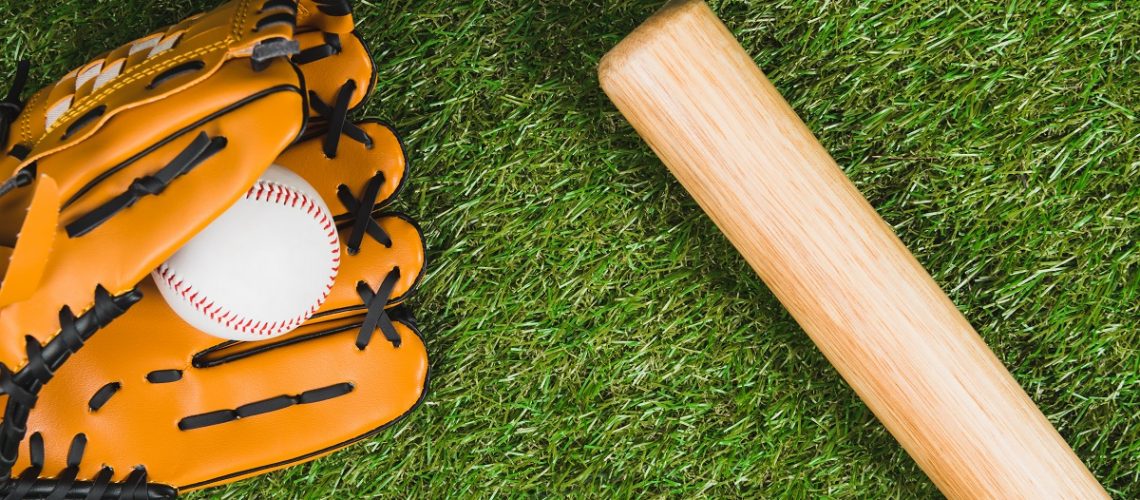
[[599, 1, 1105, 497]]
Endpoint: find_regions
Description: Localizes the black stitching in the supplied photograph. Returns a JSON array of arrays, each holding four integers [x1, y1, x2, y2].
[[2, 448, 173, 499], [121, 466, 151, 499], [146, 370, 183, 384], [7, 144, 30, 160], [192, 322, 361, 368], [308, 80, 373, 158], [299, 383, 354, 404], [355, 268, 402, 349], [63, 84, 301, 210], [179, 383, 355, 431], [65, 434, 85, 466], [86, 467, 116, 499], [336, 176, 392, 255], [4, 432, 43, 499], [321, 212, 425, 318], [61, 105, 106, 140], [259, 0, 297, 14], [40, 436, 88, 500], [179, 313, 429, 491], [293, 32, 342, 65], [0, 285, 141, 479], [236, 395, 294, 418], [27, 433, 43, 468], [254, 12, 296, 32], [65, 132, 227, 238], [147, 60, 205, 90], [178, 409, 236, 431], [87, 382, 121, 411], [313, 0, 352, 16], [322, 120, 411, 217]]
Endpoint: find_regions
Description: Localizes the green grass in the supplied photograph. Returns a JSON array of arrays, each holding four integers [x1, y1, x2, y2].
[[3, 0, 1138, 497]]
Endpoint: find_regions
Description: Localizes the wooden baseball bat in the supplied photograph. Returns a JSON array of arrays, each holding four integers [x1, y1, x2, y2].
[[598, 1, 1106, 497]]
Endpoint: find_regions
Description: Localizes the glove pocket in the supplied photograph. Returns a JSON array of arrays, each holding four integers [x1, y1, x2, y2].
[[21, 309, 428, 493]]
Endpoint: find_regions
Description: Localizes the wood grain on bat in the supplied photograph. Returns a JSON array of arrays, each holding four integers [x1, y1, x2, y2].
[[598, 1, 1105, 497]]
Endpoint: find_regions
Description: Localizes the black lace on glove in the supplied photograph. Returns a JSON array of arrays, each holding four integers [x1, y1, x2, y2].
[[3, 432, 172, 500], [0, 286, 141, 481], [65, 132, 227, 238], [308, 80, 373, 159], [355, 268, 402, 349]]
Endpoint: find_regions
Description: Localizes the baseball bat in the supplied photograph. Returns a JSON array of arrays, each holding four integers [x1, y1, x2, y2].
[[598, 1, 1106, 497]]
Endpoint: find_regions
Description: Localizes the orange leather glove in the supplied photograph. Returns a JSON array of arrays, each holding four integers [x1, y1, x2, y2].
[[0, 1, 429, 497], [11, 120, 428, 498], [0, 0, 310, 484]]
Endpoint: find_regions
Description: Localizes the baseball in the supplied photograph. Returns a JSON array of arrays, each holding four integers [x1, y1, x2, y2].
[[152, 165, 340, 341]]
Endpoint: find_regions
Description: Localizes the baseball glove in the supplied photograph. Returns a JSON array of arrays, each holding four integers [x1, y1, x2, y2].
[[0, 0, 392, 492], [0, 0, 308, 477], [10, 118, 426, 498], [1, 0, 429, 495]]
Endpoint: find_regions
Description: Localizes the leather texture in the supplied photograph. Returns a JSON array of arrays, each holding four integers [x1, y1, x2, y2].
[[16, 128, 427, 493], [295, 30, 376, 117], [0, 0, 429, 495], [0, 0, 309, 371]]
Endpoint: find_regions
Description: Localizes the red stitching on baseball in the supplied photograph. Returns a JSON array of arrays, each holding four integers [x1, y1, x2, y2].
[[156, 179, 341, 337]]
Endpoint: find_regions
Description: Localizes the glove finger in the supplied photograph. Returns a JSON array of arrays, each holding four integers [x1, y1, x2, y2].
[[320, 211, 424, 312], [290, 1, 380, 152], [278, 120, 408, 214], [297, 0, 356, 36], [277, 124, 421, 317], [294, 31, 375, 118]]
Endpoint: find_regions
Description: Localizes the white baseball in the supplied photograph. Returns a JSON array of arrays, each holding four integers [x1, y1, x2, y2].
[[152, 165, 340, 341]]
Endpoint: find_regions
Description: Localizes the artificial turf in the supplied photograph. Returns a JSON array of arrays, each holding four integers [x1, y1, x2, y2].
[[2, 0, 1137, 497]]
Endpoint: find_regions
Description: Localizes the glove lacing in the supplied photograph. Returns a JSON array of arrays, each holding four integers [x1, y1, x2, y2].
[[289, 1, 405, 350], [4, 433, 167, 500], [336, 178, 402, 350], [308, 80, 373, 159], [312, 0, 352, 16], [321, 144, 406, 350], [293, 32, 342, 65], [63, 132, 228, 238], [355, 269, 402, 349], [0, 287, 141, 486], [0, 166, 35, 200], [290, 17, 373, 160]]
